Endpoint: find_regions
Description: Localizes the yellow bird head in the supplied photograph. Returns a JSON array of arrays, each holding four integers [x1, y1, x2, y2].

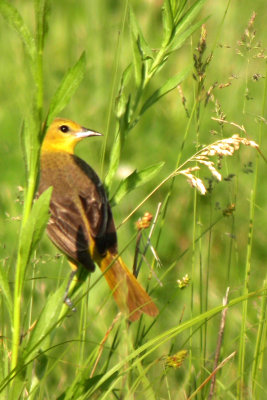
[[42, 118, 102, 153]]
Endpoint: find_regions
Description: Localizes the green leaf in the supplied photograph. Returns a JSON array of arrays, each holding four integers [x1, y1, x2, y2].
[[23, 279, 66, 363], [130, 22, 143, 87], [169, 16, 209, 53], [35, 350, 48, 380], [173, 0, 206, 27], [129, 7, 152, 59], [0, 265, 13, 322], [162, 0, 208, 55], [111, 161, 164, 206], [22, 110, 41, 183], [140, 67, 191, 115], [57, 372, 119, 400], [19, 121, 28, 181], [120, 63, 133, 88], [106, 65, 133, 189], [46, 52, 86, 127], [129, 8, 153, 88], [173, 0, 187, 18], [23, 270, 90, 366], [34, 0, 51, 51], [19, 187, 52, 283], [114, 64, 132, 119], [86, 290, 260, 398], [0, 0, 36, 61], [162, 0, 174, 47]]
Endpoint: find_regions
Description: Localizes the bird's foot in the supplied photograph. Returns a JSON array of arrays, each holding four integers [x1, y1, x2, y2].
[[64, 295, 76, 312]]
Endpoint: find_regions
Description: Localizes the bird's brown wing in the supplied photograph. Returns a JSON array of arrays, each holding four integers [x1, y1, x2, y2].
[[39, 153, 117, 268], [73, 156, 118, 256], [47, 196, 96, 271]]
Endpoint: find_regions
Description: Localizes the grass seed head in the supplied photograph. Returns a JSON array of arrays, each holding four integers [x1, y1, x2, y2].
[[177, 134, 259, 195]]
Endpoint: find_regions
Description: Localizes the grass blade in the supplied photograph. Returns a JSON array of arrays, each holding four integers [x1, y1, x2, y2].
[[0, 0, 36, 61], [162, 0, 174, 46], [0, 265, 13, 322], [23, 280, 66, 363], [104, 131, 121, 190], [173, 0, 206, 28], [34, 0, 51, 51], [140, 67, 191, 115], [19, 187, 52, 283], [111, 161, 165, 206], [46, 52, 86, 127], [86, 290, 261, 398], [169, 17, 209, 53]]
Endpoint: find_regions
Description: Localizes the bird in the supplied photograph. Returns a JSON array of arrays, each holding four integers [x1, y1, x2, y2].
[[38, 118, 158, 321]]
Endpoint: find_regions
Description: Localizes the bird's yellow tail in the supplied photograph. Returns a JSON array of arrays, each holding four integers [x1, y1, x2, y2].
[[99, 251, 158, 321]]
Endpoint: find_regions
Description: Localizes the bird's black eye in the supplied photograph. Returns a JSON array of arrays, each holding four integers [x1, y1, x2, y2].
[[60, 125, 69, 133]]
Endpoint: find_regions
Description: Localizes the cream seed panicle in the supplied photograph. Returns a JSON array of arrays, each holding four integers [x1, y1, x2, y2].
[[176, 134, 259, 196]]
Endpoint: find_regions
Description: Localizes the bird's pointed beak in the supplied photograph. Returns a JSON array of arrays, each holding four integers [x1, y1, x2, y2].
[[76, 127, 103, 138]]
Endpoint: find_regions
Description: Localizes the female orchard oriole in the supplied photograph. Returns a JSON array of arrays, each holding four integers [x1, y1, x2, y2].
[[38, 118, 158, 321]]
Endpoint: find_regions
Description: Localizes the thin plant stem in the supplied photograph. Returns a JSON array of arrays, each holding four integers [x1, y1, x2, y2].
[[11, 1, 45, 373], [11, 173, 38, 372], [208, 287, 230, 399], [188, 351, 236, 400], [251, 280, 267, 397], [154, 100, 197, 255], [251, 60, 267, 396], [100, 0, 129, 179], [77, 278, 90, 373], [237, 188, 255, 399]]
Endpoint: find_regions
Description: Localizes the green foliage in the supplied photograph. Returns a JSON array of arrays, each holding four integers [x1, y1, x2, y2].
[[0, 0, 267, 399], [140, 67, 191, 115], [105, 0, 206, 188], [46, 52, 86, 128], [22, 279, 66, 364], [0, 262, 13, 322], [19, 187, 52, 285], [0, 0, 36, 61], [111, 161, 165, 206], [0, 0, 89, 389]]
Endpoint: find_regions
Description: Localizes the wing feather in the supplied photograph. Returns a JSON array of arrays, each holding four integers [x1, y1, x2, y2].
[[39, 152, 117, 268], [47, 198, 95, 270]]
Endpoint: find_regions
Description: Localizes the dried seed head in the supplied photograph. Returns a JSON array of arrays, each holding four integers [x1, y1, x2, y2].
[[195, 159, 222, 181], [136, 212, 153, 230], [177, 274, 190, 289], [198, 24, 207, 53], [164, 350, 188, 369], [218, 82, 231, 89], [199, 134, 258, 158], [177, 84, 190, 118], [223, 203, 236, 216], [180, 169, 207, 195], [177, 134, 259, 196]]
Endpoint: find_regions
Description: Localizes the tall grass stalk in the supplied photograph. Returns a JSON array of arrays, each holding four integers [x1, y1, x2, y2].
[[7, 0, 46, 378], [0, 1, 266, 398], [237, 188, 255, 399], [251, 60, 267, 398]]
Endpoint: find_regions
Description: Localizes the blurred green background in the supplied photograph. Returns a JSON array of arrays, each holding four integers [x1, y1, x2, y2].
[[0, 0, 266, 397]]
